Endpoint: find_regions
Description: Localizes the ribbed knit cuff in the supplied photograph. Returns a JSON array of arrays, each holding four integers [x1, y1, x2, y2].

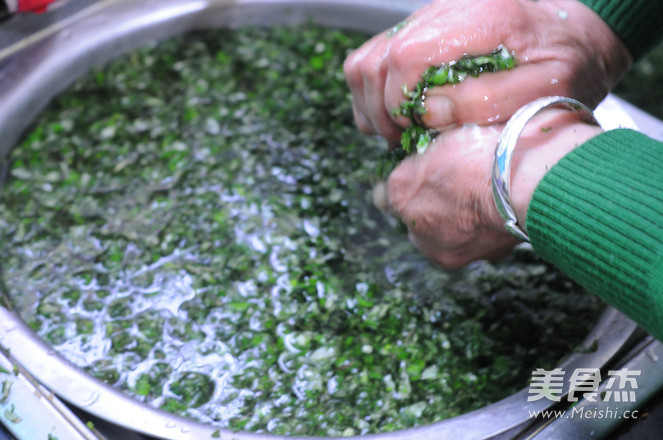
[[528, 129, 663, 340], [577, 0, 663, 61]]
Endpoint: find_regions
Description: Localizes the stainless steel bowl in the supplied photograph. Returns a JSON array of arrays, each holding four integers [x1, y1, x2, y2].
[[0, 1, 659, 439]]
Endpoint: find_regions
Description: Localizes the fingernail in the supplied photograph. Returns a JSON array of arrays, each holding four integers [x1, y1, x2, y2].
[[421, 95, 457, 130], [372, 181, 389, 212]]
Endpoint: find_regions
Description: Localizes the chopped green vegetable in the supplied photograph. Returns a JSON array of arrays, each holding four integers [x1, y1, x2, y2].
[[4, 404, 21, 424], [0, 380, 11, 404], [378, 45, 517, 179]]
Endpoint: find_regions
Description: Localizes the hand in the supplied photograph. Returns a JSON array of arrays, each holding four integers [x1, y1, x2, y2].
[[344, 0, 631, 141], [373, 109, 603, 269]]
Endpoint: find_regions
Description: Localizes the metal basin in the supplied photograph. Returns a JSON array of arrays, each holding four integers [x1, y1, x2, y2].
[[0, 1, 656, 439]]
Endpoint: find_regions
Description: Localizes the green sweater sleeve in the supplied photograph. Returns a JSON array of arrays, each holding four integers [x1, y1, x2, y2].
[[527, 129, 663, 340], [577, 0, 663, 61]]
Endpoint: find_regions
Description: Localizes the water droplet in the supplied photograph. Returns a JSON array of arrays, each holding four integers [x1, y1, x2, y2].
[[166, 421, 176, 429], [283, 333, 301, 354], [303, 219, 320, 237], [181, 427, 190, 433]]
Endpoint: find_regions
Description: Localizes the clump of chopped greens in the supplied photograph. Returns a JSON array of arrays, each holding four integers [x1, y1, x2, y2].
[[0, 25, 601, 436], [378, 46, 516, 179]]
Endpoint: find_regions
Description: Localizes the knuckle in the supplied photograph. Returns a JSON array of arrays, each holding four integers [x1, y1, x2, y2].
[[343, 52, 362, 83], [389, 41, 411, 69], [361, 56, 385, 81], [351, 106, 372, 134]]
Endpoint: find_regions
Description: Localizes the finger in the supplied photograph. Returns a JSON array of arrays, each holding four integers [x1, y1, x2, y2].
[[344, 35, 403, 141], [384, 150, 427, 221], [360, 44, 404, 141], [352, 103, 371, 134], [372, 180, 401, 220], [344, 32, 384, 91], [420, 61, 572, 128], [344, 48, 370, 132], [344, 39, 377, 132], [372, 180, 389, 212], [382, 36, 473, 132], [381, 0, 530, 127]]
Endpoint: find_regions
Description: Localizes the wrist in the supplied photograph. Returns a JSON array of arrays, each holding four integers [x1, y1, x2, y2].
[[491, 97, 603, 241], [510, 110, 603, 232]]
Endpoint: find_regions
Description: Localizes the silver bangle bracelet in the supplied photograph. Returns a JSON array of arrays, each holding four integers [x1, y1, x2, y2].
[[491, 96, 601, 242]]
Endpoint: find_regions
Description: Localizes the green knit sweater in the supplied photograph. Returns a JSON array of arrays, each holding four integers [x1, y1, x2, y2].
[[528, 129, 663, 340], [526, 2, 663, 339], [578, 0, 663, 60]]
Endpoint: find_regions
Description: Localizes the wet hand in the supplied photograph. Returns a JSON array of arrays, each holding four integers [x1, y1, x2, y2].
[[344, 0, 631, 141], [373, 109, 603, 269]]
